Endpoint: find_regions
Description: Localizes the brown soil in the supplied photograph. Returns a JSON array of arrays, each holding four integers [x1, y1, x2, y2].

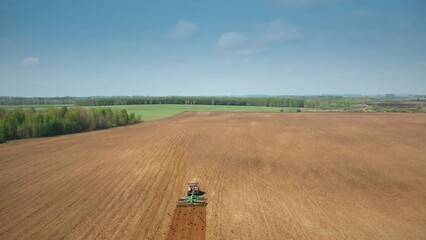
[[166, 206, 206, 240], [374, 102, 425, 109], [1, 112, 426, 239]]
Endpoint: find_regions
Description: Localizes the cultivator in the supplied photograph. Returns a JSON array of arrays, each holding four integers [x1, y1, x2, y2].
[[177, 180, 208, 206]]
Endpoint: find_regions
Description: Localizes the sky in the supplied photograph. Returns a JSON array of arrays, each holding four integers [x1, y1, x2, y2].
[[0, 0, 425, 97]]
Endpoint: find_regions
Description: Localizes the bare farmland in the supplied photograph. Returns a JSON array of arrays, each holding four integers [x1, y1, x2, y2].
[[1, 112, 425, 239]]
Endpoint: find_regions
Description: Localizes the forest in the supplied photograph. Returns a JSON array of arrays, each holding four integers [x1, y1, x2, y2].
[[0, 107, 140, 143]]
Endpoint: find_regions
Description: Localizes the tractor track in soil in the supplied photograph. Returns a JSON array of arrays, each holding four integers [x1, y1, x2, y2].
[[166, 206, 207, 240], [1, 112, 426, 239]]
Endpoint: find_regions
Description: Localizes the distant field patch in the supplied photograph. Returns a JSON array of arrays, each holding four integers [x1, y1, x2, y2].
[[97, 105, 297, 121], [0, 104, 297, 121]]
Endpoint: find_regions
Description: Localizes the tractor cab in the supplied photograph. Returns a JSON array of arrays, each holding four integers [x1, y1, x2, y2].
[[187, 180, 204, 196]]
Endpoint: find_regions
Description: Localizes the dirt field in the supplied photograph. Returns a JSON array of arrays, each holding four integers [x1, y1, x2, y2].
[[166, 206, 206, 240], [1, 112, 426, 239]]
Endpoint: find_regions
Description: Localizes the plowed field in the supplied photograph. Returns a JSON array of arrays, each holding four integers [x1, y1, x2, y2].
[[1, 112, 426, 239], [166, 206, 206, 240]]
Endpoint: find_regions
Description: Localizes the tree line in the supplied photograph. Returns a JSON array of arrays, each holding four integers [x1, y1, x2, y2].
[[74, 96, 373, 109], [75, 96, 307, 108], [0, 107, 140, 143], [2, 96, 424, 112], [1, 95, 357, 109], [0, 96, 78, 105]]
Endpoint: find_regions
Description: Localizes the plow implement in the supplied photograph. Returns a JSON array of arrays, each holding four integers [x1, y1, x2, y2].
[[177, 193, 208, 206]]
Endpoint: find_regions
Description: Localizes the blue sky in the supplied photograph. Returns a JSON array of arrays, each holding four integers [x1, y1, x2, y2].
[[0, 0, 425, 97]]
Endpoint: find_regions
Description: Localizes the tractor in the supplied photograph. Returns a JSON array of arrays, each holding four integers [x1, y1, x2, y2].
[[177, 180, 208, 206]]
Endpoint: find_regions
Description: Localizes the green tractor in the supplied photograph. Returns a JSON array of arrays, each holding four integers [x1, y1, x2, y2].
[[177, 180, 208, 206]]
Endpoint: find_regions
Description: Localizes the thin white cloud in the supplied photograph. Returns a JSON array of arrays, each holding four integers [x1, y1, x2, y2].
[[396, 21, 413, 29], [216, 19, 301, 58], [21, 57, 40, 66], [252, 19, 301, 45], [167, 19, 198, 39], [25, 80, 38, 85], [351, 9, 379, 26], [352, 10, 375, 20], [233, 48, 263, 57], [414, 61, 426, 67], [216, 32, 248, 49], [351, 9, 416, 32], [263, 0, 349, 8]]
